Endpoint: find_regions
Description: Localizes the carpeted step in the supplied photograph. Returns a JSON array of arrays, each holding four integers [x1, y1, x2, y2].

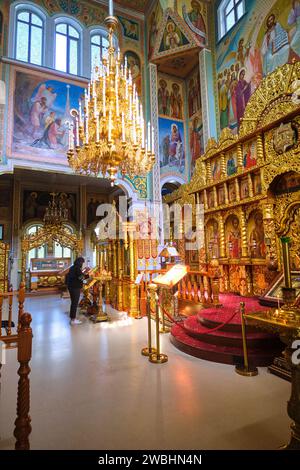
[[183, 316, 281, 349], [170, 324, 283, 367]]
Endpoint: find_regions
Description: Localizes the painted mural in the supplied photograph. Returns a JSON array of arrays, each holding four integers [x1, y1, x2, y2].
[[41, 0, 106, 25], [159, 17, 190, 52], [147, 0, 163, 59], [118, 16, 139, 41], [124, 51, 142, 96], [159, 117, 185, 176], [217, 0, 300, 132], [157, 74, 184, 119], [225, 215, 241, 258], [23, 190, 76, 223], [10, 70, 84, 164], [187, 66, 203, 174], [180, 0, 208, 46]]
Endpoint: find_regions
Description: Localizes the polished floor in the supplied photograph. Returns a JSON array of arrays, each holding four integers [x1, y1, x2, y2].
[[0, 295, 291, 450]]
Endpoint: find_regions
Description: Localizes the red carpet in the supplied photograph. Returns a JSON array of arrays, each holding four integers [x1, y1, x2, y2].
[[170, 294, 283, 366]]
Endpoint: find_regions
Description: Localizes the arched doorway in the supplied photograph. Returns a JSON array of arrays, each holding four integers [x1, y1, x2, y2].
[[21, 223, 83, 289]]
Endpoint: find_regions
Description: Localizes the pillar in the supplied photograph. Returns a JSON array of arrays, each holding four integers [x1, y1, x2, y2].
[[127, 222, 138, 317], [199, 49, 218, 148]]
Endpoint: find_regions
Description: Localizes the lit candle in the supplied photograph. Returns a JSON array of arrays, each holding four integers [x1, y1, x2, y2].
[[129, 92, 132, 121], [86, 114, 89, 144], [103, 76, 106, 116], [79, 99, 82, 127], [277, 294, 280, 311], [68, 122, 71, 149], [121, 112, 125, 141], [96, 113, 100, 142], [108, 109, 112, 141], [84, 89, 88, 109], [75, 116, 79, 146]]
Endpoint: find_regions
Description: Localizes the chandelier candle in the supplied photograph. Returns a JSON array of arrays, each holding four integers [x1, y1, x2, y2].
[[67, 11, 155, 185]]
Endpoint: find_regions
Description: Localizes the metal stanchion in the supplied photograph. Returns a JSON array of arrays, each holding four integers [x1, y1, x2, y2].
[[149, 285, 168, 364], [159, 302, 171, 334], [141, 288, 157, 357], [235, 302, 258, 377]]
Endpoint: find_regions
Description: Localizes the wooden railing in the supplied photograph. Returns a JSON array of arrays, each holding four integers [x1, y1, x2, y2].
[[0, 283, 33, 450], [137, 268, 220, 316]]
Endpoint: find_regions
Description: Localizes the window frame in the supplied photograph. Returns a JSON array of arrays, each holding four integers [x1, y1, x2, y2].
[[12, 3, 46, 66], [54, 20, 81, 75], [218, 0, 245, 40]]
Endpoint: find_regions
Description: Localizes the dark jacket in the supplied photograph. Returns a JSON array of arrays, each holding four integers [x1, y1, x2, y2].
[[67, 264, 85, 289]]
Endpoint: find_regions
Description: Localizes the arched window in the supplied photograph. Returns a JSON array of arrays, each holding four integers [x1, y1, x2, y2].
[[26, 224, 46, 266], [15, 9, 43, 65], [53, 224, 74, 259], [218, 0, 245, 39], [90, 32, 109, 71], [55, 22, 80, 75]]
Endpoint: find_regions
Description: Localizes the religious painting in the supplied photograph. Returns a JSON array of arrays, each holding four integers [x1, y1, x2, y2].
[[240, 177, 250, 199], [42, 0, 106, 26], [159, 117, 185, 176], [243, 140, 257, 169], [124, 51, 142, 97], [228, 181, 236, 202], [159, 17, 189, 53], [217, 185, 225, 205], [216, 0, 300, 132], [8, 68, 84, 165], [187, 67, 201, 118], [189, 114, 204, 175], [211, 158, 221, 182], [118, 16, 139, 41], [206, 219, 219, 259], [157, 75, 184, 120], [253, 172, 262, 195], [248, 210, 266, 259], [181, 0, 207, 46], [272, 171, 300, 195], [207, 190, 214, 209], [225, 215, 241, 258], [22, 190, 76, 223], [147, 0, 163, 59], [226, 150, 237, 176]]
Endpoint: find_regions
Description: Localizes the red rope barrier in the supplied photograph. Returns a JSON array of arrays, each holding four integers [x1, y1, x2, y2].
[[151, 300, 240, 335]]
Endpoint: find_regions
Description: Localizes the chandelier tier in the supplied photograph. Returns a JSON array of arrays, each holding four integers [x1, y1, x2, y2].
[[43, 193, 68, 228], [67, 3, 155, 185]]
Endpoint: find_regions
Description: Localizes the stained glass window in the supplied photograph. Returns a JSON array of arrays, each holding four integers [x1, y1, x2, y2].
[[16, 10, 43, 65]]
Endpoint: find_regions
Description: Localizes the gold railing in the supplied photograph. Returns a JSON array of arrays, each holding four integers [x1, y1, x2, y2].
[[0, 283, 33, 450]]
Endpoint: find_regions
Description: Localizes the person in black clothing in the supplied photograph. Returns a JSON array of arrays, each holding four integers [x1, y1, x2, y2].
[[67, 257, 89, 325]]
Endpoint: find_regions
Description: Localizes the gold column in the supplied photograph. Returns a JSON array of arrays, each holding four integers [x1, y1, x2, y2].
[[262, 203, 277, 269], [112, 241, 117, 277], [248, 173, 253, 198], [224, 183, 229, 205], [206, 161, 212, 183], [240, 210, 249, 259], [237, 143, 243, 171], [218, 214, 226, 259], [235, 178, 240, 202], [204, 189, 208, 210], [127, 222, 139, 317], [213, 186, 218, 208], [117, 240, 123, 311], [256, 133, 264, 162], [220, 152, 226, 177]]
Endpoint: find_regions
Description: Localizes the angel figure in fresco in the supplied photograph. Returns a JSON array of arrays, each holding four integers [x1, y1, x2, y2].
[[33, 83, 57, 109], [165, 21, 181, 50], [228, 217, 241, 258]]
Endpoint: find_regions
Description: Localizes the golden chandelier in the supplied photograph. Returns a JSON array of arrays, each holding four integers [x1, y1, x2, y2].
[[67, 3, 155, 185]]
